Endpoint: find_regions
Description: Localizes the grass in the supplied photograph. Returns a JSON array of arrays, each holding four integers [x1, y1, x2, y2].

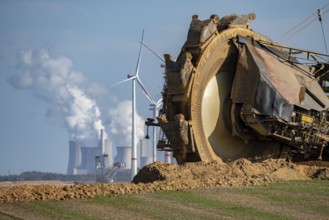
[[0, 180, 328, 220], [26, 201, 95, 220], [90, 194, 143, 206], [154, 190, 288, 219]]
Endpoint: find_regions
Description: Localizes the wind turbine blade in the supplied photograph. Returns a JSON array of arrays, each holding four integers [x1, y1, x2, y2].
[[140, 42, 165, 63], [156, 98, 163, 108], [136, 77, 154, 104], [112, 76, 136, 86], [135, 29, 144, 77]]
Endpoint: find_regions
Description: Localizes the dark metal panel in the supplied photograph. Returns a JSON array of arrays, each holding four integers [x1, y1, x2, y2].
[[231, 40, 259, 104], [236, 35, 329, 115], [233, 37, 294, 121]]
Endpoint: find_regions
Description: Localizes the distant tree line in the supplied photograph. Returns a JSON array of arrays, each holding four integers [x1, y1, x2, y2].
[[0, 171, 95, 182]]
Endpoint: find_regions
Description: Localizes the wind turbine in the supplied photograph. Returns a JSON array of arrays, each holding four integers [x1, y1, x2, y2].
[[139, 42, 165, 163], [114, 30, 154, 180], [148, 98, 162, 162], [140, 42, 165, 63]]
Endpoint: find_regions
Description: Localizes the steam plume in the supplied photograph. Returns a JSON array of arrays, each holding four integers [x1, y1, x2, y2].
[[108, 100, 145, 146], [9, 48, 146, 148], [8, 48, 105, 146]]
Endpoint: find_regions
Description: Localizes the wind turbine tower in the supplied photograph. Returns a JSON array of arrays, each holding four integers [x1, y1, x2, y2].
[[114, 30, 154, 180], [148, 98, 162, 162]]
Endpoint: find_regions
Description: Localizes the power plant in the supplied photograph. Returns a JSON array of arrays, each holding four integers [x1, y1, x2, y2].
[[67, 129, 112, 175], [67, 129, 172, 181]]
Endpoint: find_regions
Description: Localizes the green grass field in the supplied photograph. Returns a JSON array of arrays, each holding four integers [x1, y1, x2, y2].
[[0, 180, 328, 220]]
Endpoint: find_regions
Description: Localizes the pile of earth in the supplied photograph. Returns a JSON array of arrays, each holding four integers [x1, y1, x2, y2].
[[133, 158, 329, 184], [1, 158, 328, 203]]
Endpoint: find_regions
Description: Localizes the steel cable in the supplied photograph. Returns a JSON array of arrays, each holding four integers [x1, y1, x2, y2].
[[276, 3, 329, 43]]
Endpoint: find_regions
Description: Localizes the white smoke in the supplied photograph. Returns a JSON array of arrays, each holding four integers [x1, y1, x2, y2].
[[108, 100, 145, 146], [8, 48, 106, 146], [9, 47, 148, 148], [9, 48, 147, 148]]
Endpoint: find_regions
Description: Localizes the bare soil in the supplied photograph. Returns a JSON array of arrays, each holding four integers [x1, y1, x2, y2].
[[0, 158, 328, 203]]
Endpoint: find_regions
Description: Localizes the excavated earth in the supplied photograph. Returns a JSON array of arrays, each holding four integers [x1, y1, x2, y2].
[[0, 158, 328, 203]]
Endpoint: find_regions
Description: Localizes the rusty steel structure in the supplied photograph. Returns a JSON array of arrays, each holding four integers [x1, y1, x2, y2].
[[146, 13, 329, 164]]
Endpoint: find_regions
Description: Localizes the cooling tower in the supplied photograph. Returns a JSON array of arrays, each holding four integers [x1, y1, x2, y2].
[[80, 147, 101, 173], [98, 129, 113, 166], [115, 146, 131, 169], [67, 129, 113, 175], [67, 141, 81, 175], [140, 156, 153, 168], [104, 139, 113, 165]]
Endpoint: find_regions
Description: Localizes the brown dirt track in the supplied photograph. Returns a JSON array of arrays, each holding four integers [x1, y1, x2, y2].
[[0, 158, 328, 204]]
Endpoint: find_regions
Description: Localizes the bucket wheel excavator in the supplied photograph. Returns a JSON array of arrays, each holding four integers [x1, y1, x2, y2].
[[147, 13, 329, 164]]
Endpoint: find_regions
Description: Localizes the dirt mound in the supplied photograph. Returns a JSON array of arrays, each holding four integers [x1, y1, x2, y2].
[[0, 159, 328, 203], [311, 168, 329, 180], [133, 159, 310, 185]]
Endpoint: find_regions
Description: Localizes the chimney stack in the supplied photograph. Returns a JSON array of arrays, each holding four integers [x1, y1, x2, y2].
[[100, 129, 105, 154]]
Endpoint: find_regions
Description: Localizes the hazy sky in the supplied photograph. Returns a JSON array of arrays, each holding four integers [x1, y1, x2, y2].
[[0, 0, 328, 175]]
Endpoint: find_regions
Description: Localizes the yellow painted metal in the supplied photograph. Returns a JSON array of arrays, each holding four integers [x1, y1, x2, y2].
[[190, 28, 280, 162], [301, 114, 313, 123]]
